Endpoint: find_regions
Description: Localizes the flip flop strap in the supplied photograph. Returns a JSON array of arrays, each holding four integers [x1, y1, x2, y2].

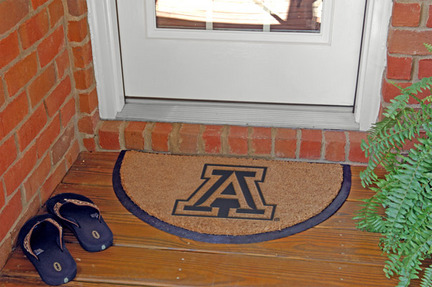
[[53, 198, 101, 227], [23, 218, 63, 260]]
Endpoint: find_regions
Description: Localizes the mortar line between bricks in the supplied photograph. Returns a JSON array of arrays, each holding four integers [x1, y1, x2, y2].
[[295, 129, 301, 159], [344, 132, 350, 163], [170, 123, 181, 154], [93, 120, 103, 150], [65, 12, 89, 23], [247, 126, 252, 156], [119, 121, 127, 150], [67, 34, 91, 48], [321, 130, 326, 160], [271, 127, 276, 158], [144, 122, 155, 152], [221, 126, 229, 155], [322, 131, 327, 161]]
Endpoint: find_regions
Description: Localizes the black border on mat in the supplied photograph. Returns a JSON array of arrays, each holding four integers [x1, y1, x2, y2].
[[112, 150, 352, 244]]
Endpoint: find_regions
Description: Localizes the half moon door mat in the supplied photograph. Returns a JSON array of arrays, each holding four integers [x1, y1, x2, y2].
[[113, 150, 351, 244]]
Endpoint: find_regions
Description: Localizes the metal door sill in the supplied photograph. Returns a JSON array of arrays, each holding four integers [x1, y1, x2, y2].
[[115, 99, 359, 130]]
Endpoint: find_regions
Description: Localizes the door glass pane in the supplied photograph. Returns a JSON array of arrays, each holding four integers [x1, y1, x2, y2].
[[155, 0, 322, 32]]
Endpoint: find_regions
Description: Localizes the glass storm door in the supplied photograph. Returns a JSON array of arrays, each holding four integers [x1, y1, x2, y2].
[[117, 0, 366, 106]]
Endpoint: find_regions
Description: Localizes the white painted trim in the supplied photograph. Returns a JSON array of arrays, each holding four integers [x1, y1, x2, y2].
[[355, 0, 393, 131], [88, 0, 391, 131], [86, 0, 124, 119], [144, 0, 333, 44]]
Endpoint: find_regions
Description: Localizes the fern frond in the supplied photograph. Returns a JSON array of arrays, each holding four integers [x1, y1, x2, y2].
[[360, 109, 425, 186], [361, 77, 432, 181], [396, 227, 432, 287], [366, 137, 432, 286], [403, 77, 432, 101], [354, 191, 387, 232], [382, 91, 409, 119], [356, 61, 432, 285], [360, 78, 432, 187], [380, 139, 432, 246], [383, 202, 432, 284], [421, 265, 432, 287]]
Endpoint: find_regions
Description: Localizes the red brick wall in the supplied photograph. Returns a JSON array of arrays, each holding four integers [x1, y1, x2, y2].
[[383, 1, 432, 105], [0, 0, 90, 268], [94, 122, 368, 164]]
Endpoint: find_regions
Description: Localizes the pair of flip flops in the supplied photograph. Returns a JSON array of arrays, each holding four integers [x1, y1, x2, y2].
[[18, 193, 113, 286]]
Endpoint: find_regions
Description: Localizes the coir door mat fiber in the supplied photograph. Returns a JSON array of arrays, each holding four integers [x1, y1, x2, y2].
[[113, 150, 351, 244]]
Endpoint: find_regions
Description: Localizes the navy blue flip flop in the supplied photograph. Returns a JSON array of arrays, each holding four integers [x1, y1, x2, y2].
[[18, 214, 77, 286], [46, 193, 113, 252]]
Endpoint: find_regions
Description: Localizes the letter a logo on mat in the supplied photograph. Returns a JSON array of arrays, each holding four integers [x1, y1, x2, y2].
[[172, 164, 276, 220]]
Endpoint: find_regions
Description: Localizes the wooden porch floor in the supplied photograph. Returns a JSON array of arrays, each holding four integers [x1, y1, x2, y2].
[[0, 152, 405, 286]]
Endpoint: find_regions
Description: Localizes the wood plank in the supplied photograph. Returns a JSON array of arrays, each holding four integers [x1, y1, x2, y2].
[[3, 244, 397, 287], [349, 166, 379, 201], [318, 201, 362, 229], [62, 170, 113, 186], [76, 152, 120, 163], [62, 152, 119, 185], [53, 182, 364, 231], [62, 212, 384, 265], [0, 276, 131, 287], [52, 184, 385, 265], [69, 158, 117, 174], [53, 184, 125, 214]]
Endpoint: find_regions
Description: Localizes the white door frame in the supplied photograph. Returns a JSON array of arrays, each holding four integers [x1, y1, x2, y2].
[[87, 0, 392, 131]]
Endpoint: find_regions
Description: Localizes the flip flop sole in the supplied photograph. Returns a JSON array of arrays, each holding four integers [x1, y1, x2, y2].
[[18, 214, 77, 286], [46, 193, 114, 252]]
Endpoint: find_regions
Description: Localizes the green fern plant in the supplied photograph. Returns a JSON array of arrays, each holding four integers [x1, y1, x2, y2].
[[355, 43, 432, 287]]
